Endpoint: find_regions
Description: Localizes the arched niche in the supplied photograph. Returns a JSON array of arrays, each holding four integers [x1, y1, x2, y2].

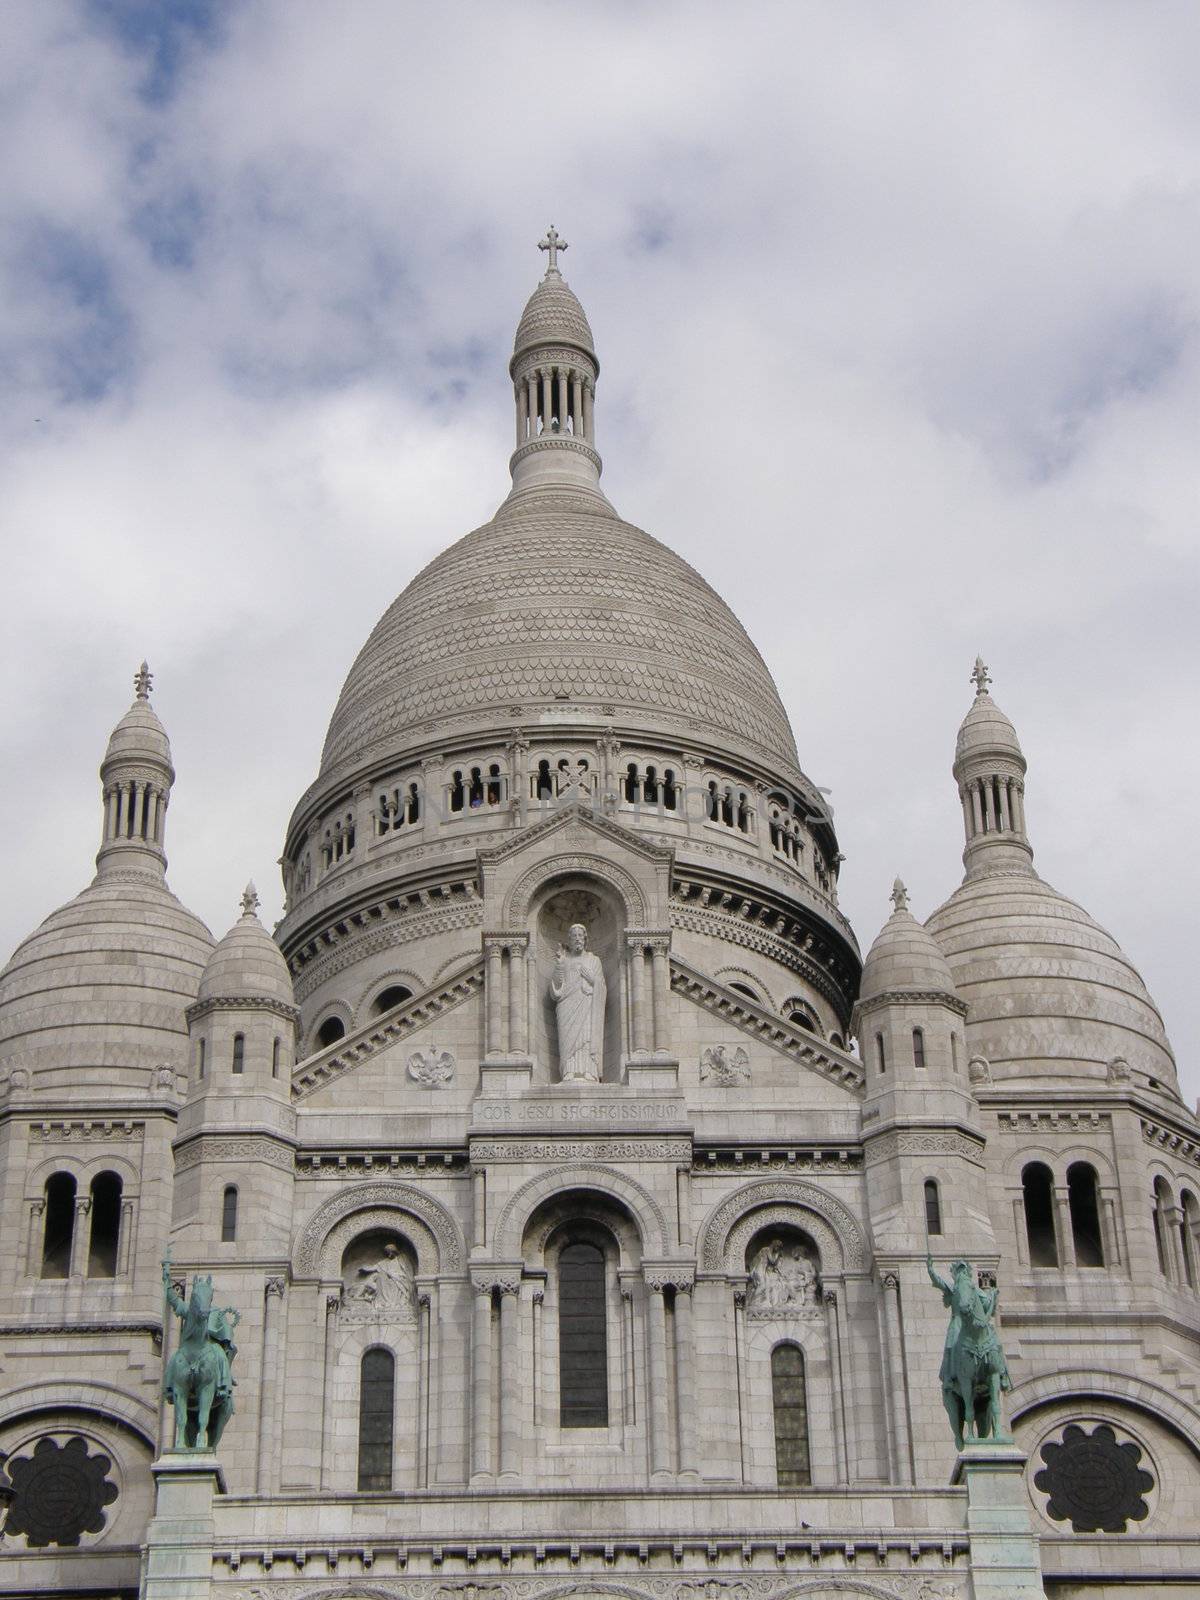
[[531, 874, 624, 1081], [698, 1180, 866, 1276], [339, 1229, 418, 1317], [294, 1183, 464, 1279]]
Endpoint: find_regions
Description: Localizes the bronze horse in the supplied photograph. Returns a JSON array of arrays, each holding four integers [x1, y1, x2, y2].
[[162, 1264, 240, 1451], [927, 1256, 1011, 1449]]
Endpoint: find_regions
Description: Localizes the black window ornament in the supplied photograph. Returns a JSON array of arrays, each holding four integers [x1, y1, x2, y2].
[[1034, 1422, 1154, 1533], [4, 1435, 119, 1547]]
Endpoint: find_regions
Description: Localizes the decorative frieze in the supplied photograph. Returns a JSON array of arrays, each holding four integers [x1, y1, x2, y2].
[[997, 1110, 1108, 1132], [1142, 1117, 1200, 1169], [31, 1120, 143, 1143], [864, 1129, 986, 1166], [174, 1136, 295, 1173], [471, 1139, 691, 1164]]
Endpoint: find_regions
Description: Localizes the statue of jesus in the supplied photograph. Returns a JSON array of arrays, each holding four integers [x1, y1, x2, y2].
[[550, 923, 606, 1081]]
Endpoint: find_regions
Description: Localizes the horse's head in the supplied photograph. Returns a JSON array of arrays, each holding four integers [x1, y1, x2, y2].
[[190, 1274, 214, 1312]]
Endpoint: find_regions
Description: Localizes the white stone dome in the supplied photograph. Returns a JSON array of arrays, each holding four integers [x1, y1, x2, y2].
[[955, 691, 1023, 765], [198, 889, 294, 1007], [318, 486, 802, 780], [860, 885, 959, 1004], [926, 870, 1177, 1090], [0, 877, 213, 1091], [512, 270, 596, 366]]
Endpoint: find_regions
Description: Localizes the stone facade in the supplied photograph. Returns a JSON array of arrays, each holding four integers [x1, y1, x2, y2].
[[0, 248, 1196, 1600]]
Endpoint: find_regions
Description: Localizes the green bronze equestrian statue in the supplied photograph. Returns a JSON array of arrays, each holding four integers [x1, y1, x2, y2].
[[927, 1254, 1012, 1449], [162, 1259, 241, 1452]]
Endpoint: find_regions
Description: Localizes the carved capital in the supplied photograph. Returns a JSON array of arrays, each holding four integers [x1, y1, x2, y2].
[[326, 1292, 342, 1315], [265, 1276, 287, 1299], [823, 1287, 837, 1308], [880, 1271, 901, 1292], [643, 1265, 695, 1293]]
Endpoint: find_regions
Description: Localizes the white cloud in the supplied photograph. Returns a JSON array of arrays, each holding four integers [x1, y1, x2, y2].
[[1, 0, 1197, 1096]]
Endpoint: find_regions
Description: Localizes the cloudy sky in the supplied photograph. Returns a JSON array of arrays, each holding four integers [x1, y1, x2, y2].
[[1, 2, 1197, 1095]]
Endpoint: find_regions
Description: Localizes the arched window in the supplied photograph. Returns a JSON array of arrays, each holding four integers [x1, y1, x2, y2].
[[771, 1343, 811, 1487], [87, 1172, 122, 1277], [373, 985, 413, 1016], [231, 1033, 245, 1074], [924, 1178, 943, 1237], [876, 1033, 887, 1074], [468, 767, 484, 808], [221, 1185, 238, 1243], [316, 1016, 345, 1050], [41, 1172, 76, 1278], [406, 782, 421, 824], [449, 771, 465, 812], [1067, 1162, 1105, 1267], [357, 1346, 395, 1490], [535, 759, 554, 800], [271, 1037, 281, 1078], [643, 765, 659, 803], [788, 1008, 815, 1033], [623, 763, 640, 803], [1152, 1177, 1171, 1276], [1182, 1191, 1200, 1291], [662, 769, 678, 810], [558, 1241, 608, 1428], [1022, 1162, 1058, 1267], [728, 982, 759, 1003], [912, 1028, 926, 1070], [486, 764, 502, 805]]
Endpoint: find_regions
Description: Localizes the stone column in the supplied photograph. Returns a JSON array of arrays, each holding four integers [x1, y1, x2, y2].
[[620, 1282, 636, 1428], [971, 782, 984, 835], [998, 778, 1011, 831], [571, 372, 583, 434], [981, 779, 995, 832], [675, 1164, 693, 1248], [1013, 782, 1026, 834], [118, 1198, 135, 1275], [555, 370, 567, 427], [960, 786, 975, 840], [26, 1199, 44, 1276], [644, 1276, 672, 1478], [1053, 1186, 1077, 1270], [470, 1279, 494, 1481], [582, 379, 594, 441], [880, 1271, 914, 1484], [673, 1279, 698, 1478], [485, 941, 504, 1057], [1166, 1205, 1190, 1285], [628, 939, 650, 1055], [541, 368, 552, 433], [68, 1196, 92, 1278], [417, 1288, 433, 1488], [825, 1288, 848, 1484], [498, 1281, 521, 1479], [509, 938, 528, 1057], [649, 936, 671, 1052], [256, 1277, 285, 1494], [525, 373, 537, 440], [319, 1291, 340, 1490], [472, 1168, 487, 1249], [531, 1286, 544, 1427]]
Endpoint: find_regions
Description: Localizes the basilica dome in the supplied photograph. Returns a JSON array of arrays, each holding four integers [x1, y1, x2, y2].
[[319, 490, 801, 782]]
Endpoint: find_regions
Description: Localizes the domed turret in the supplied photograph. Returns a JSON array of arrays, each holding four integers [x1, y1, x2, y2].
[[198, 883, 295, 1008], [929, 663, 1177, 1094], [0, 666, 212, 1094], [855, 879, 968, 1090]]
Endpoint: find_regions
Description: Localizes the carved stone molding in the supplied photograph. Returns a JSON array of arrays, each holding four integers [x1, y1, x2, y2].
[[505, 850, 650, 927], [643, 1266, 695, 1293], [864, 1129, 985, 1167], [174, 1136, 295, 1173], [472, 1139, 691, 1164], [294, 1182, 464, 1276], [493, 1162, 670, 1257], [698, 1179, 866, 1273], [186, 995, 300, 1025]]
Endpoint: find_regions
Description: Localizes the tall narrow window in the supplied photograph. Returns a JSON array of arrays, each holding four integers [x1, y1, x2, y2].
[[912, 1028, 926, 1069], [232, 1033, 245, 1074], [197, 1037, 206, 1080], [558, 1241, 608, 1427], [924, 1178, 943, 1237], [876, 1033, 887, 1074], [41, 1172, 77, 1278], [221, 1185, 238, 1243], [771, 1343, 811, 1486], [1022, 1163, 1058, 1267], [1067, 1162, 1105, 1267], [271, 1037, 281, 1079], [87, 1172, 122, 1277], [950, 1032, 959, 1073], [357, 1347, 395, 1490]]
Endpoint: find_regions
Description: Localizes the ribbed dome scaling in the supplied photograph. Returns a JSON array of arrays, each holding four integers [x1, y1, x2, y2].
[[319, 491, 801, 779], [859, 880, 959, 1004], [513, 271, 596, 364], [198, 884, 295, 1008]]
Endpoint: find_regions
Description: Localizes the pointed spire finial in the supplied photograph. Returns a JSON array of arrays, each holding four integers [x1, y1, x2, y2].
[[971, 656, 991, 698], [538, 225, 568, 273], [240, 881, 260, 919], [890, 877, 910, 913], [134, 660, 153, 701]]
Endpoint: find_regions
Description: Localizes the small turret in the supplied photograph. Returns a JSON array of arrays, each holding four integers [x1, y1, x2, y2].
[[95, 662, 176, 880], [856, 878, 969, 1097], [508, 227, 603, 494], [954, 658, 1033, 880]]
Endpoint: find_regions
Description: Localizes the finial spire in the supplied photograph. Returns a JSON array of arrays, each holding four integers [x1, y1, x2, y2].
[[134, 660, 153, 701], [538, 225, 568, 273], [890, 877, 910, 914], [240, 881, 260, 919], [971, 656, 991, 698]]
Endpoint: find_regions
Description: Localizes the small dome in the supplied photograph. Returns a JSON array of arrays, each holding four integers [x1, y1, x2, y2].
[[103, 663, 173, 773], [197, 886, 294, 1008], [955, 661, 1023, 768], [0, 877, 213, 1091], [860, 880, 959, 1004], [926, 871, 1176, 1089], [512, 272, 596, 366]]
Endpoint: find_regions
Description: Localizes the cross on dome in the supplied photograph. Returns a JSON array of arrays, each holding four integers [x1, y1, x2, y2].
[[134, 661, 153, 701], [890, 878, 910, 913], [538, 225, 568, 272], [971, 656, 991, 698]]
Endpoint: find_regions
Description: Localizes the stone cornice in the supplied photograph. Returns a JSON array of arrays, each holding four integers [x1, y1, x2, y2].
[[670, 957, 863, 1093], [855, 987, 969, 1018], [185, 995, 300, 1025], [292, 959, 484, 1099]]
